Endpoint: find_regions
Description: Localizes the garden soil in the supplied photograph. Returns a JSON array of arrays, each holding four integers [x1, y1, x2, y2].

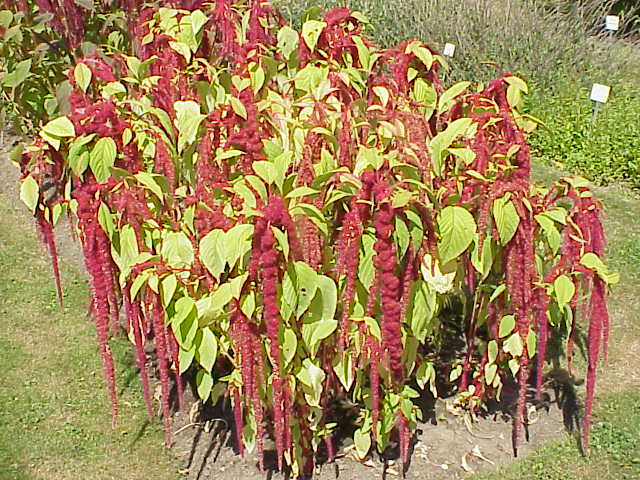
[[2, 134, 574, 480]]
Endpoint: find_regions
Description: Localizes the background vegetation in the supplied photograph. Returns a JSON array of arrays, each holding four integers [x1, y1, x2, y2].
[[275, 0, 640, 189]]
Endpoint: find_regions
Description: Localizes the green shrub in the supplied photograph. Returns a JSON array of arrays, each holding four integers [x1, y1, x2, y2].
[[274, 0, 638, 88], [526, 84, 640, 188]]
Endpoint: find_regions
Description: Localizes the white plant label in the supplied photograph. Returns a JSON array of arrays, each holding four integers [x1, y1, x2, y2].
[[605, 15, 619, 31], [590, 83, 610, 103], [443, 43, 456, 57]]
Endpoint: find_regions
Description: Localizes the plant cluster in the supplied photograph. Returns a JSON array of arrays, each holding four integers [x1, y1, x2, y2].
[[7, 0, 617, 476], [275, 0, 639, 88], [526, 84, 640, 189], [274, 0, 640, 189]]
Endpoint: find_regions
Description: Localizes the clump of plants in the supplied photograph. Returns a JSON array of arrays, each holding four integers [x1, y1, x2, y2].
[[8, 0, 617, 476]]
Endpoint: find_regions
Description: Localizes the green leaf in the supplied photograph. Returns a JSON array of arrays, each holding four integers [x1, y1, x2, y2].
[[200, 229, 225, 279], [437, 205, 477, 264], [294, 261, 319, 318], [350, 34, 368, 66], [68, 134, 95, 177], [112, 225, 138, 272], [408, 44, 434, 69], [358, 233, 376, 290], [173, 297, 196, 325], [277, 25, 299, 59], [74, 63, 92, 93], [285, 186, 319, 199], [224, 224, 253, 270], [242, 408, 257, 454], [130, 271, 149, 300], [301, 20, 326, 51], [526, 329, 537, 359], [295, 358, 325, 407], [43, 116, 75, 138], [90, 137, 117, 184], [240, 291, 256, 318], [196, 370, 213, 401], [372, 86, 390, 108], [429, 117, 473, 176], [282, 327, 298, 367], [499, 314, 516, 338], [172, 298, 198, 349], [505, 76, 528, 109], [179, 346, 196, 374], [190, 9, 208, 36], [20, 175, 39, 214], [196, 283, 235, 319], [449, 364, 462, 382], [580, 252, 619, 285], [492, 195, 520, 245], [449, 147, 476, 165], [300, 278, 338, 356], [169, 41, 191, 62], [249, 63, 265, 94], [100, 81, 127, 99], [409, 281, 436, 342], [332, 353, 354, 390], [2, 59, 31, 88], [229, 96, 247, 120], [0, 10, 13, 28], [316, 275, 337, 322], [161, 231, 194, 268], [489, 284, 506, 303], [508, 358, 520, 376], [272, 227, 289, 259], [412, 78, 437, 115], [553, 274, 575, 309], [363, 317, 381, 342], [484, 363, 498, 385], [437, 81, 470, 113], [290, 203, 328, 235], [252, 161, 274, 185], [503, 332, 523, 357], [134, 172, 165, 200], [161, 274, 178, 307], [535, 213, 561, 254], [294, 64, 327, 92], [354, 145, 384, 175], [471, 236, 493, 278], [354, 427, 371, 460], [197, 327, 218, 373], [416, 361, 436, 391], [302, 319, 337, 353], [487, 340, 498, 363], [174, 100, 204, 152]]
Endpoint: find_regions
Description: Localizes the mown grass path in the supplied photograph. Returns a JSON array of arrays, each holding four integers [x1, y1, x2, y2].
[[0, 160, 180, 479]]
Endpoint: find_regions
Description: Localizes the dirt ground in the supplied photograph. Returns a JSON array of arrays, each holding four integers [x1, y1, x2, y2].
[[2, 133, 575, 480], [171, 387, 571, 480]]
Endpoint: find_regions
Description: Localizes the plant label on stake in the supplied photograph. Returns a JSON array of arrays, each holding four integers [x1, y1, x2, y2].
[[605, 15, 619, 32], [443, 43, 456, 57], [590, 84, 610, 103], [589, 83, 610, 123]]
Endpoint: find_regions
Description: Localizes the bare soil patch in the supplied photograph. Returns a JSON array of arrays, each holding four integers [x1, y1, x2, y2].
[[170, 384, 571, 480]]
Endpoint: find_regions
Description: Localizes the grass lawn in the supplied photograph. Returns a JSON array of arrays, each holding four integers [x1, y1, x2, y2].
[[0, 192, 181, 480]]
